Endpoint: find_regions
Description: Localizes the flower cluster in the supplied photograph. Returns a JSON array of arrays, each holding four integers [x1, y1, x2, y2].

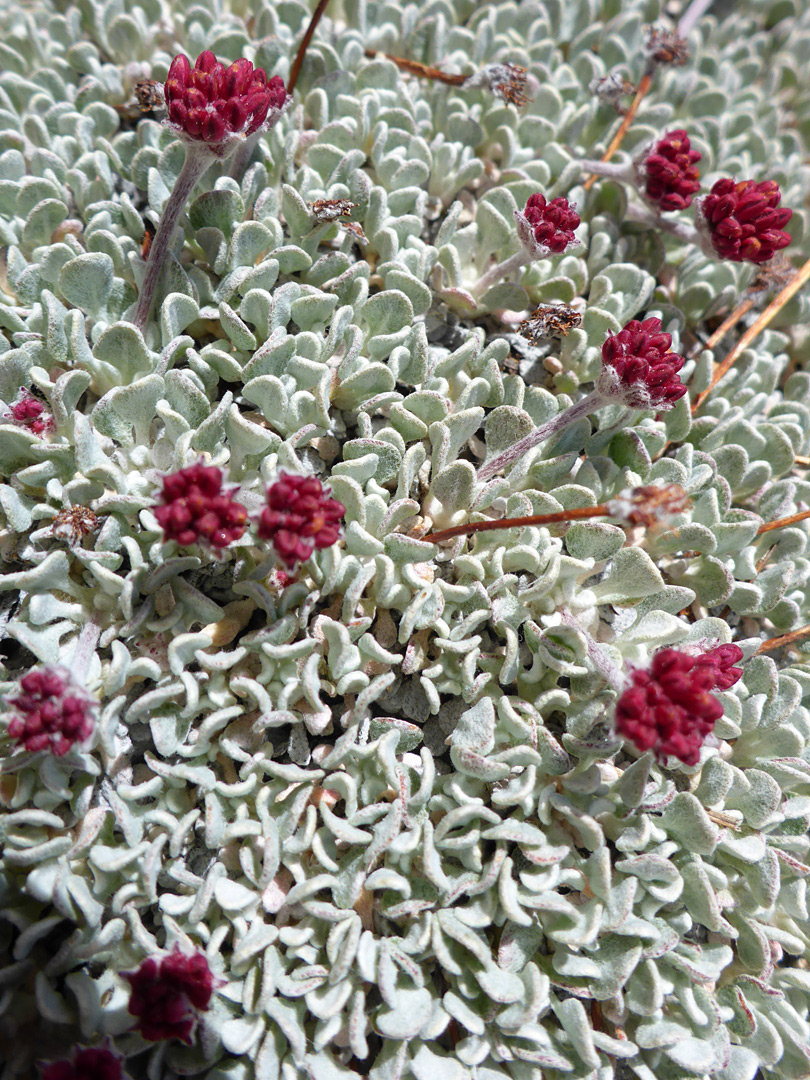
[[699, 178, 793, 263], [517, 192, 581, 254], [164, 50, 288, 144], [40, 1048, 122, 1080], [599, 317, 687, 408], [644, 129, 702, 211], [258, 474, 346, 568], [615, 645, 744, 765], [5, 667, 94, 756], [154, 465, 248, 549], [124, 948, 215, 1044], [7, 393, 52, 435]]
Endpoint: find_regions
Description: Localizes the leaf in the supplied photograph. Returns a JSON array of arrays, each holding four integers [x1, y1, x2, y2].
[[58, 252, 114, 314]]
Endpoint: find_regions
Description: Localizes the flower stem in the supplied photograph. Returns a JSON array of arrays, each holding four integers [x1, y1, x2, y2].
[[362, 50, 467, 85], [477, 389, 605, 482], [625, 201, 702, 246], [424, 503, 610, 544], [758, 509, 810, 535], [289, 0, 333, 95], [133, 144, 213, 332], [757, 623, 810, 655], [577, 159, 635, 183], [583, 71, 653, 192], [692, 254, 810, 413], [470, 249, 531, 300]]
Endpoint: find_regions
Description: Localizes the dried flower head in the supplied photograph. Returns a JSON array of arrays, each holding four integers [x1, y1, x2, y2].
[[7, 393, 53, 435], [589, 72, 636, 114], [516, 193, 581, 256], [606, 483, 691, 527], [519, 304, 583, 341], [643, 129, 702, 211], [134, 77, 164, 112], [258, 473, 346, 568], [309, 198, 355, 223], [52, 506, 100, 545], [164, 50, 288, 146], [154, 464, 248, 549], [749, 252, 796, 294], [615, 645, 744, 765], [464, 62, 534, 106], [699, 178, 793, 264], [598, 316, 688, 409], [643, 26, 689, 67], [5, 666, 95, 756], [40, 1047, 122, 1080], [124, 947, 215, 1044]]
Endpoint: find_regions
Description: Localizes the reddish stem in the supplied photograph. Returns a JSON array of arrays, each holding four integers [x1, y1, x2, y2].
[[423, 504, 608, 544], [363, 50, 467, 85], [288, 0, 332, 95]]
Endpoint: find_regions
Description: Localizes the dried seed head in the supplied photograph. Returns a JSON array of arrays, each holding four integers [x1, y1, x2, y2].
[[749, 253, 796, 294], [134, 77, 164, 112], [642, 26, 689, 67], [52, 506, 100, 544], [606, 484, 691, 527], [465, 62, 535, 106], [519, 304, 582, 342], [589, 72, 636, 114], [309, 198, 355, 222]]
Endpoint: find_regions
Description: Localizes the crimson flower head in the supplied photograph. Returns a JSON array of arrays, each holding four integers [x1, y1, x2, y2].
[[40, 1047, 122, 1080], [124, 947, 215, 1044], [516, 192, 581, 256], [258, 473, 346, 568], [615, 644, 744, 765], [6, 666, 94, 756], [599, 317, 687, 410], [164, 50, 289, 147], [154, 464, 247, 549], [699, 178, 793, 264], [643, 129, 701, 211], [8, 393, 53, 436]]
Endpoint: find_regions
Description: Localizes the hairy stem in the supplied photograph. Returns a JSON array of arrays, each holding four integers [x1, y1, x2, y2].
[[470, 249, 531, 299], [133, 144, 213, 332], [625, 200, 702, 245], [477, 389, 606, 482]]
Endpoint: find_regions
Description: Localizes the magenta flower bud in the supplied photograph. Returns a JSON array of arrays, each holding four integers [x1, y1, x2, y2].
[[5, 666, 95, 756], [40, 1047, 122, 1080], [153, 464, 248, 549], [598, 317, 687, 410], [257, 473, 346, 568], [698, 178, 793, 264], [516, 192, 581, 255], [7, 393, 53, 436], [164, 50, 288, 145], [615, 645, 744, 765], [124, 947, 215, 1044], [643, 129, 702, 211]]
